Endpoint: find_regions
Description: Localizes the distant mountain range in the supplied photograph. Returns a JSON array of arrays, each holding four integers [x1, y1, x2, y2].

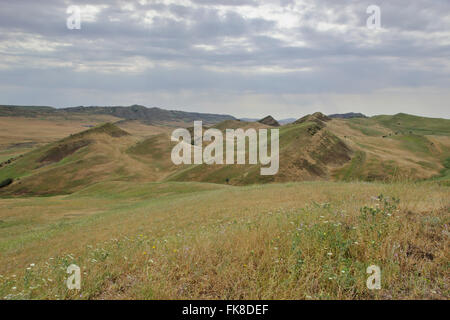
[[240, 117, 296, 125], [258, 115, 280, 126], [1, 109, 449, 195], [1, 105, 366, 126], [278, 118, 297, 125], [328, 112, 367, 119], [0, 104, 235, 125], [240, 114, 368, 124]]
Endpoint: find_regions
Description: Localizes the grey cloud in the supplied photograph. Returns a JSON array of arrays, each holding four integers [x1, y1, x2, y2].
[[0, 0, 449, 118]]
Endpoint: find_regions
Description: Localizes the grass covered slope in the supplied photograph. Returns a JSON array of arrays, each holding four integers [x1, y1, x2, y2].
[[328, 114, 450, 182], [0, 124, 140, 196], [169, 113, 450, 184], [168, 119, 352, 185], [1, 112, 449, 196], [372, 113, 450, 136], [0, 181, 448, 299], [0, 112, 448, 300], [0, 104, 235, 126]]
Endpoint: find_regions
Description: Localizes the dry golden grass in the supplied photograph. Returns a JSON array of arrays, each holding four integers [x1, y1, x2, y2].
[[327, 120, 447, 180], [0, 116, 120, 146], [0, 116, 170, 165], [115, 120, 173, 138], [0, 115, 448, 299], [0, 181, 448, 299], [0, 127, 181, 196]]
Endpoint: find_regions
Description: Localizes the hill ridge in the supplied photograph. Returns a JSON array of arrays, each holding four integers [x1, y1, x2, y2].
[[258, 115, 280, 127], [0, 111, 449, 195], [0, 104, 235, 125]]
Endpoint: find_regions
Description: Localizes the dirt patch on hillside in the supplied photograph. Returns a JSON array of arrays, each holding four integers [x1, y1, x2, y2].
[[258, 115, 280, 127], [38, 140, 91, 164], [294, 112, 331, 126], [73, 123, 130, 138], [274, 123, 353, 182], [310, 130, 353, 165]]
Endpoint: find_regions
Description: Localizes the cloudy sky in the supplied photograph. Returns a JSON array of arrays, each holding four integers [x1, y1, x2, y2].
[[0, 0, 449, 119]]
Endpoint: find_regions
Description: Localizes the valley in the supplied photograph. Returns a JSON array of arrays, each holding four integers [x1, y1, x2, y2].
[[0, 105, 448, 299]]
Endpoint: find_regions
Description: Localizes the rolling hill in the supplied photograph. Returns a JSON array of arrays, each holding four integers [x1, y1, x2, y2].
[[169, 113, 450, 185], [0, 104, 235, 126], [328, 112, 367, 119], [0, 110, 448, 300], [1, 112, 449, 196], [0, 123, 180, 196]]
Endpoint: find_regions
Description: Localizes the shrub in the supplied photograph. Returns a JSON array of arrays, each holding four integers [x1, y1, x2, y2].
[[0, 178, 13, 189]]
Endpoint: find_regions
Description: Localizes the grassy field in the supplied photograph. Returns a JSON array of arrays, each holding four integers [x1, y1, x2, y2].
[[0, 181, 448, 299], [0, 112, 448, 300], [1, 113, 450, 196]]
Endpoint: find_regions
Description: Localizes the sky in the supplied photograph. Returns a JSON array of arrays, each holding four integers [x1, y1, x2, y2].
[[0, 0, 449, 119]]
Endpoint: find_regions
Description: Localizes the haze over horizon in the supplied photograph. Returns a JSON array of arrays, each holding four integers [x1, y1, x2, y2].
[[0, 0, 449, 119]]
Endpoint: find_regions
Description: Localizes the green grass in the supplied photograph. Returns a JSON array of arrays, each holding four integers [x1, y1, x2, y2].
[[0, 113, 449, 300], [70, 181, 226, 200], [127, 134, 165, 157], [429, 157, 450, 186], [168, 121, 346, 185], [349, 113, 450, 137], [0, 146, 48, 182], [392, 135, 431, 154], [371, 113, 450, 136], [334, 151, 366, 181], [2, 114, 449, 196], [0, 181, 448, 299], [347, 123, 384, 136]]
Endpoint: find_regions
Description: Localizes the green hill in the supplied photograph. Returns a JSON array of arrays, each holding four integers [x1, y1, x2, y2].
[[353, 113, 450, 136], [0, 111, 448, 300], [0, 124, 136, 196], [1, 113, 449, 196], [0, 104, 235, 126]]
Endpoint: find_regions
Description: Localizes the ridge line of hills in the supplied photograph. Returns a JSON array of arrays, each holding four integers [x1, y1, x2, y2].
[[1, 105, 449, 125], [0, 109, 449, 196], [0, 104, 235, 126]]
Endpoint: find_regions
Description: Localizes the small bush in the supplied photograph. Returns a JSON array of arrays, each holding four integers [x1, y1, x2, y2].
[[359, 194, 399, 220], [0, 178, 13, 189]]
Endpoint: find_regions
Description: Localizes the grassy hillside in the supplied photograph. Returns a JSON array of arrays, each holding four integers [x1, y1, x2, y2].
[[0, 124, 142, 196], [429, 157, 450, 186], [1, 112, 449, 196], [168, 119, 352, 185], [328, 114, 450, 183], [0, 105, 235, 126], [169, 113, 450, 185], [0, 181, 448, 299], [0, 115, 122, 162], [371, 113, 450, 136], [0, 112, 448, 300]]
